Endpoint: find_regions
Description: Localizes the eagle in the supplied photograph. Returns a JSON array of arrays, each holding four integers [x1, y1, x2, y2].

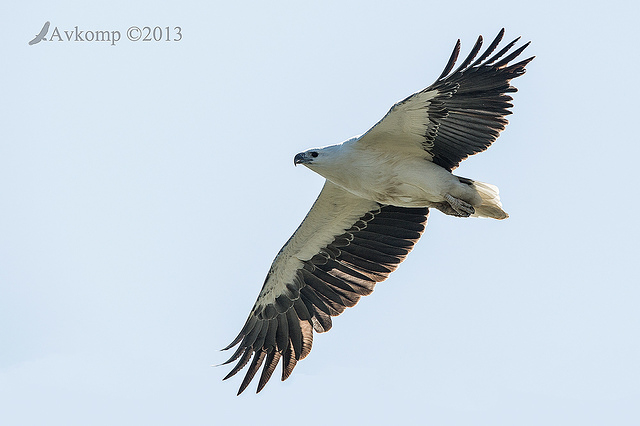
[[222, 29, 533, 395]]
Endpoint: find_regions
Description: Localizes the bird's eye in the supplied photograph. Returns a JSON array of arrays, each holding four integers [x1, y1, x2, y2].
[[311, 152, 318, 158]]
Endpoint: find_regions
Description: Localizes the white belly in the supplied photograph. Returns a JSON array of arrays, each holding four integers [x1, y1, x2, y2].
[[312, 153, 468, 207]]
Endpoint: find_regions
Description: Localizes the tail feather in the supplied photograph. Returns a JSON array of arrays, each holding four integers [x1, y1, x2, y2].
[[470, 180, 508, 220]]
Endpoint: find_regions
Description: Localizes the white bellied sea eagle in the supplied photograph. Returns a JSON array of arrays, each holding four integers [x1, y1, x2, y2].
[[222, 29, 533, 395]]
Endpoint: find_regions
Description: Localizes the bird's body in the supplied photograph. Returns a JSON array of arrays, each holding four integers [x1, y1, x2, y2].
[[222, 29, 533, 395], [298, 137, 498, 216]]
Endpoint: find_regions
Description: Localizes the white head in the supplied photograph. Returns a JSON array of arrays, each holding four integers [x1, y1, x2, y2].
[[293, 144, 344, 169], [293, 138, 361, 186]]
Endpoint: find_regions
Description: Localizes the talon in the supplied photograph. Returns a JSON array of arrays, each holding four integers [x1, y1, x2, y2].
[[444, 193, 475, 217]]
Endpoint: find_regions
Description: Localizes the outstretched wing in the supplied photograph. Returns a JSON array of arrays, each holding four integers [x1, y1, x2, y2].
[[357, 28, 534, 171], [222, 181, 429, 394]]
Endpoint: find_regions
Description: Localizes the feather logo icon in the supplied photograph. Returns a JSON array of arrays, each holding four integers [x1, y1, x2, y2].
[[28, 21, 50, 45]]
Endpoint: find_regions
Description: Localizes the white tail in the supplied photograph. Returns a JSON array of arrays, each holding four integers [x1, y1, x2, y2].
[[470, 180, 508, 219]]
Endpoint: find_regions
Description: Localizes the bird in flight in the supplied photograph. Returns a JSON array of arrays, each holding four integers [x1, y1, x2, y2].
[[28, 21, 50, 45], [222, 29, 533, 395]]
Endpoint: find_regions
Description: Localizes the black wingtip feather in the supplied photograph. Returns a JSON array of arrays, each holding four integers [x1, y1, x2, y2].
[[471, 28, 505, 67], [437, 39, 461, 81], [223, 348, 252, 381], [286, 309, 304, 360], [281, 343, 297, 380], [221, 343, 247, 366], [221, 315, 257, 351], [485, 36, 522, 66], [450, 34, 483, 77], [276, 313, 289, 352], [257, 351, 280, 393], [493, 41, 531, 69], [237, 350, 266, 395]]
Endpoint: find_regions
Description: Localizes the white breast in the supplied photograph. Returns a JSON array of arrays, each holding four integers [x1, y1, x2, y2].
[[308, 143, 460, 207]]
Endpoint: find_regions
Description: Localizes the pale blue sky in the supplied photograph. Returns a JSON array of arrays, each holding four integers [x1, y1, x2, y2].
[[2, 1, 639, 425]]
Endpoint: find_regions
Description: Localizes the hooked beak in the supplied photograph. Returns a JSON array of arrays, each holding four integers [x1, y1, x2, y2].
[[294, 152, 311, 166]]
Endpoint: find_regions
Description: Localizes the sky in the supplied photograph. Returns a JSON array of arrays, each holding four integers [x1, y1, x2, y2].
[[1, 1, 639, 425]]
